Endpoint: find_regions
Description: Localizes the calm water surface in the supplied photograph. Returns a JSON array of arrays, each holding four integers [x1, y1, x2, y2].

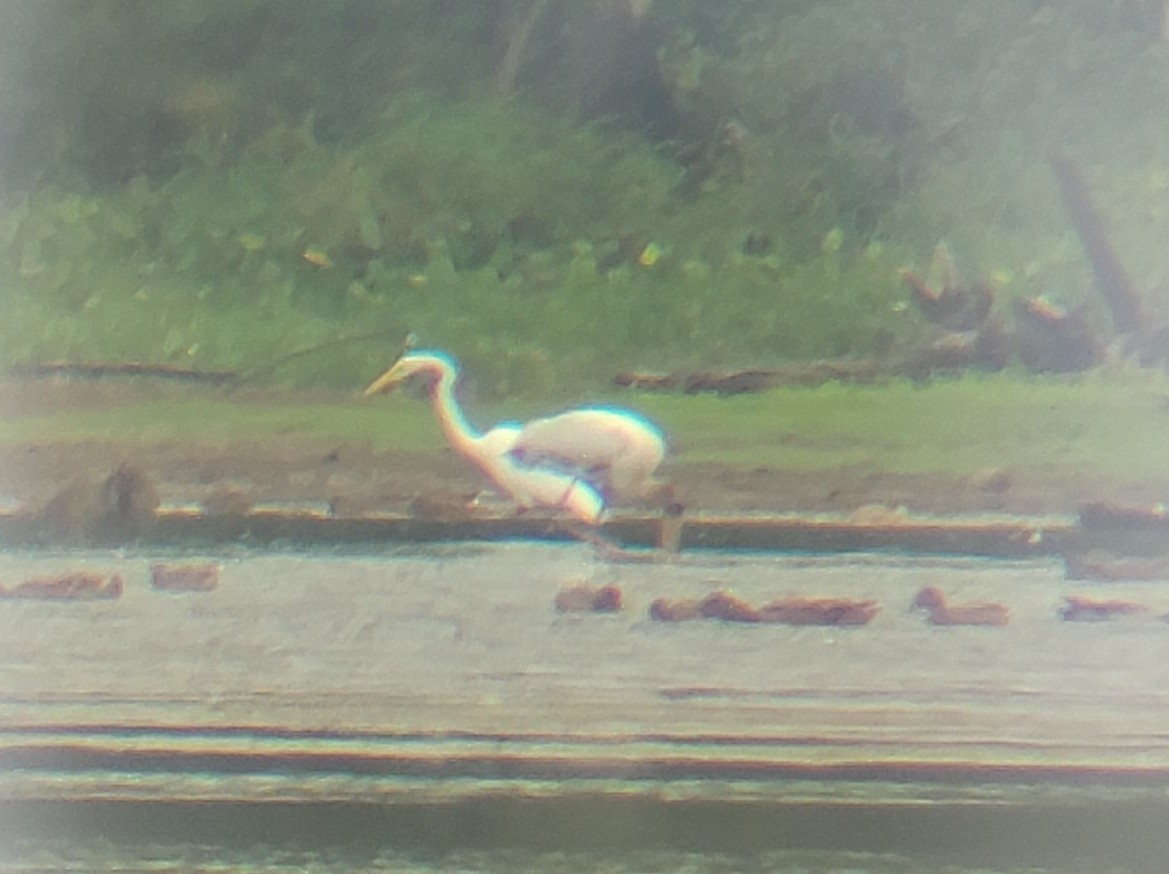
[[2, 543, 1168, 872]]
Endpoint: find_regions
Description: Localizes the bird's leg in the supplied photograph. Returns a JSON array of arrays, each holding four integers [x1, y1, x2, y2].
[[557, 521, 670, 564], [560, 521, 617, 553], [658, 512, 684, 553], [653, 484, 686, 552], [552, 520, 626, 560]]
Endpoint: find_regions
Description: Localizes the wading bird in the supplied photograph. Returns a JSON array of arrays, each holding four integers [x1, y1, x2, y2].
[[363, 350, 671, 526]]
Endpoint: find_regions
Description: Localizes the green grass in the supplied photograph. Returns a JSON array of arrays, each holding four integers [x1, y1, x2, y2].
[[637, 373, 1169, 481], [4, 372, 1167, 484]]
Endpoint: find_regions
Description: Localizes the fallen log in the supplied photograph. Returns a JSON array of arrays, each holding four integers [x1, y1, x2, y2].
[[9, 361, 236, 384], [613, 345, 1005, 395]]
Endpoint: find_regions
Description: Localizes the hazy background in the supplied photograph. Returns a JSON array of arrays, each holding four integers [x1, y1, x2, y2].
[[1, 0, 1167, 395]]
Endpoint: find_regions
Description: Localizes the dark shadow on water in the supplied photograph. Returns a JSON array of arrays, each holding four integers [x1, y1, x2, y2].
[[4, 795, 1168, 872]]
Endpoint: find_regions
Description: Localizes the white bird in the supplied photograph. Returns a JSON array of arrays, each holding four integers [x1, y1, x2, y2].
[[362, 350, 672, 524]]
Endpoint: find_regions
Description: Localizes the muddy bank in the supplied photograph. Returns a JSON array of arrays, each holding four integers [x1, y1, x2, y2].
[[1, 379, 1165, 520]]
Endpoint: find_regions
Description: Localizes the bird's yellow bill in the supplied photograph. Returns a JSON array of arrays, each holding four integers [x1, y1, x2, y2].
[[362, 361, 408, 396]]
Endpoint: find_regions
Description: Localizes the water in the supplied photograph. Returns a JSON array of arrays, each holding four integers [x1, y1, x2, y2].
[[2, 543, 1169, 871], [3, 791, 1165, 873], [0, 841, 1149, 874]]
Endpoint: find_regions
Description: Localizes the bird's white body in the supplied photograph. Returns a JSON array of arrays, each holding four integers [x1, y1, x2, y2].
[[363, 350, 668, 525], [512, 408, 666, 502]]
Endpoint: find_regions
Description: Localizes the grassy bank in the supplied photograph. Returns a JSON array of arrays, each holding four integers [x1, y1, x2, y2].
[[4, 372, 1166, 486]]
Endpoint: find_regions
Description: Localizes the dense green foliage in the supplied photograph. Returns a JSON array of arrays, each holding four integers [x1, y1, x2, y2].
[[1, 0, 1167, 396]]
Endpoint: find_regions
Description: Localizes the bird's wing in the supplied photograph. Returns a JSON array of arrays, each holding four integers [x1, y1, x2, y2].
[[512, 409, 662, 469]]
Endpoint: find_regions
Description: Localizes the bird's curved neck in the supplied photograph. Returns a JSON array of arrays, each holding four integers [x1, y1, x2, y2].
[[429, 365, 482, 455]]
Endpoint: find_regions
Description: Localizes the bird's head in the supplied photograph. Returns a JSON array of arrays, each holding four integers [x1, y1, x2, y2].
[[363, 350, 456, 397]]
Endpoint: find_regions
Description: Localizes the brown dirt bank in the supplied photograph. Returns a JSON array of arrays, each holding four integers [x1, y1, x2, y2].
[[1, 379, 1165, 520]]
